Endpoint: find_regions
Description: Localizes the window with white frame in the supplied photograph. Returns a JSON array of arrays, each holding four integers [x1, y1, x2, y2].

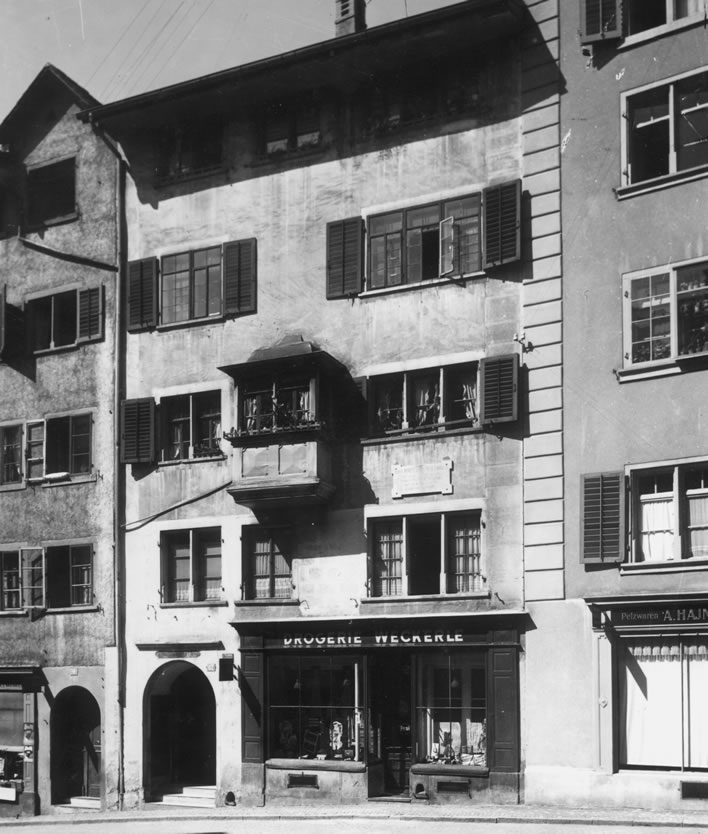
[[242, 527, 292, 601], [622, 68, 708, 187], [19, 414, 92, 482], [369, 512, 483, 598], [0, 425, 22, 485], [626, 0, 708, 35], [161, 527, 222, 603], [581, 0, 708, 43], [161, 391, 221, 461], [623, 258, 708, 365], [0, 545, 93, 610], [27, 286, 102, 352]]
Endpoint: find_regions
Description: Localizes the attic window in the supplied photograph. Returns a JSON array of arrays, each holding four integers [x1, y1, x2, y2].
[[157, 118, 223, 181], [27, 158, 76, 227]]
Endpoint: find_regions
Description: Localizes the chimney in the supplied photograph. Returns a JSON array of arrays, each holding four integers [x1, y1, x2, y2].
[[335, 0, 366, 37]]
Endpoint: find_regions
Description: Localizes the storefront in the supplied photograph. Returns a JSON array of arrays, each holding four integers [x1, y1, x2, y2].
[[0, 669, 40, 817], [589, 596, 708, 786], [234, 615, 522, 804]]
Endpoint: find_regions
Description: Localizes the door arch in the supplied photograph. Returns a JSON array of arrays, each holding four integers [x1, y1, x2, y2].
[[50, 686, 101, 804], [143, 661, 216, 799]]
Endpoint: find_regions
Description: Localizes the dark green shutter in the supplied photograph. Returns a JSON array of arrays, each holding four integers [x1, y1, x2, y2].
[[581, 472, 625, 563], [483, 180, 521, 269], [240, 650, 264, 763], [489, 645, 519, 773], [479, 354, 519, 424], [580, 0, 623, 43], [120, 398, 156, 464], [78, 287, 102, 341], [223, 238, 257, 316], [127, 258, 157, 331], [326, 218, 363, 298]]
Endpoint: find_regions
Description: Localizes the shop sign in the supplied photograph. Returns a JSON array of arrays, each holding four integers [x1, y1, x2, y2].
[[611, 603, 708, 627], [274, 628, 466, 649], [392, 458, 453, 498]]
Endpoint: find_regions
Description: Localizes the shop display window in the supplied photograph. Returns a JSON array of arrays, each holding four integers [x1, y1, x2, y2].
[[415, 652, 486, 766], [267, 655, 363, 761], [0, 689, 24, 786]]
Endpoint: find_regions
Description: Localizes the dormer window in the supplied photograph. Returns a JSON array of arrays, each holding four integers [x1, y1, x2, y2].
[[262, 100, 321, 156], [156, 117, 223, 181]]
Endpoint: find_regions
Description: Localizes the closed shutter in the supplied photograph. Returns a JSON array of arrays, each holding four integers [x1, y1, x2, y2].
[[0, 284, 5, 357], [77, 286, 103, 342], [326, 218, 363, 298], [581, 471, 625, 563], [489, 645, 519, 773], [239, 650, 264, 763], [120, 397, 156, 464], [479, 354, 519, 424], [127, 258, 157, 331], [483, 180, 521, 269], [223, 238, 257, 316], [580, 0, 623, 43]]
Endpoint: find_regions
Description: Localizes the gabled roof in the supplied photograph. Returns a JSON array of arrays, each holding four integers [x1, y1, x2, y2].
[[0, 63, 99, 145]]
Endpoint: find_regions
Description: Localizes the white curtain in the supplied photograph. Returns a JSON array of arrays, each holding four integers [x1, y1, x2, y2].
[[640, 497, 674, 561], [621, 640, 682, 767], [687, 494, 708, 559]]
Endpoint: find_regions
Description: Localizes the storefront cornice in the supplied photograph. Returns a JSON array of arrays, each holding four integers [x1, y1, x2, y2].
[[135, 641, 225, 652]]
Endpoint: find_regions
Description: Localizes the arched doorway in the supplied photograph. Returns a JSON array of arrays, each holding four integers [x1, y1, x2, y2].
[[144, 662, 216, 800], [50, 687, 101, 804]]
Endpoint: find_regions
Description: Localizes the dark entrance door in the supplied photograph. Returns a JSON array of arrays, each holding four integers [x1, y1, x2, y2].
[[369, 653, 411, 795], [145, 663, 216, 799], [50, 687, 101, 804]]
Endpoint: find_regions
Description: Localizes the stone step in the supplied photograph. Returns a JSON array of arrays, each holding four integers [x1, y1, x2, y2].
[[158, 785, 217, 808], [55, 796, 101, 812]]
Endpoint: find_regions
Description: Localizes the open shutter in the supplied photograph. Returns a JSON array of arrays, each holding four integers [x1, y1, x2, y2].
[[21, 548, 45, 609], [239, 647, 264, 763], [121, 397, 156, 464], [0, 284, 5, 357], [223, 238, 257, 316], [580, 0, 623, 44], [326, 217, 363, 298], [483, 180, 521, 269], [581, 471, 625, 564], [439, 216, 454, 276], [489, 643, 519, 773], [127, 258, 157, 331], [77, 286, 103, 342], [479, 354, 518, 424]]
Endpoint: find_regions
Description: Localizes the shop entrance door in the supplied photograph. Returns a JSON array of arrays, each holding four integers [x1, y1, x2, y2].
[[368, 654, 411, 796], [50, 687, 101, 804]]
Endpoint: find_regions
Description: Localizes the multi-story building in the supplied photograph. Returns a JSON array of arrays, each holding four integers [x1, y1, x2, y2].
[[526, 0, 708, 812], [0, 65, 122, 815]]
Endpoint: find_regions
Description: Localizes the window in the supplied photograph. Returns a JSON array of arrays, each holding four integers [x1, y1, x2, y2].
[[262, 100, 321, 155], [624, 259, 708, 365], [366, 356, 518, 436], [28, 287, 103, 352], [26, 158, 75, 226], [127, 239, 256, 331], [161, 527, 222, 603], [19, 414, 92, 481], [620, 637, 708, 769], [242, 527, 292, 600], [623, 69, 708, 187], [416, 653, 487, 766], [326, 181, 522, 299], [369, 513, 483, 598], [0, 425, 22, 485], [267, 656, 363, 760], [580, 0, 708, 42], [0, 551, 21, 610], [156, 117, 223, 181], [240, 375, 316, 436], [0, 546, 93, 611], [161, 391, 221, 461]]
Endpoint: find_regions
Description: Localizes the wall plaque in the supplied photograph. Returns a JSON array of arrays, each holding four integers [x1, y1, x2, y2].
[[392, 458, 453, 498]]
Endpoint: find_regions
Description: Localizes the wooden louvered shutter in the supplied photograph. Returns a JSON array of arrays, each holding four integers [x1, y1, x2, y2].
[[240, 648, 264, 763], [223, 238, 257, 316], [0, 284, 5, 357], [489, 643, 519, 773], [120, 397, 156, 464], [580, 0, 623, 44], [77, 287, 103, 342], [483, 180, 521, 269], [581, 472, 625, 563], [127, 258, 157, 331], [479, 354, 519, 424], [326, 218, 363, 298]]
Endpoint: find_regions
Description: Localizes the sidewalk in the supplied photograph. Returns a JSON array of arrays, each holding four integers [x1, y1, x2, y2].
[[6, 800, 708, 829]]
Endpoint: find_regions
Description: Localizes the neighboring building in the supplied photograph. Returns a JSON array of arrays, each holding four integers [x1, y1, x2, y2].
[[81, 0, 562, 809], [0, 65, 122, 815], [525, 0, 708, 812]]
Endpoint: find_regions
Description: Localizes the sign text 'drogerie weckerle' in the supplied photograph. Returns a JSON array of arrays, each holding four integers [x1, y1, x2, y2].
[[279, 629, 465, 648]]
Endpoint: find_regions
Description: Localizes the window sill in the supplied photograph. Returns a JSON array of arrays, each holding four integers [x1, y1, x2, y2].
[[621, 558, 708, 575], [410, 763, 489, 777], [46, 605, 99, 614], [616, 164, 708, 200], [24, 211, 80, 231], [362, 424, 481, 445], [224, 424, 323, 445], [154, 165, 226, 187], [361, 592, 489, 604], [619, 14, 708, 49], [266, 758, 366, 773], [234, 598, 300, 607], [156, 314, 224, 332], [0, 482, 25, 493], [39, 474, 97, 488], [0, 610, 28, 618], [158, 455, 226, 467], [250, 145, 326, 168], [618, 351, 708, 381], [359, 271, 484, 298], [160, 600, 228, 609]]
